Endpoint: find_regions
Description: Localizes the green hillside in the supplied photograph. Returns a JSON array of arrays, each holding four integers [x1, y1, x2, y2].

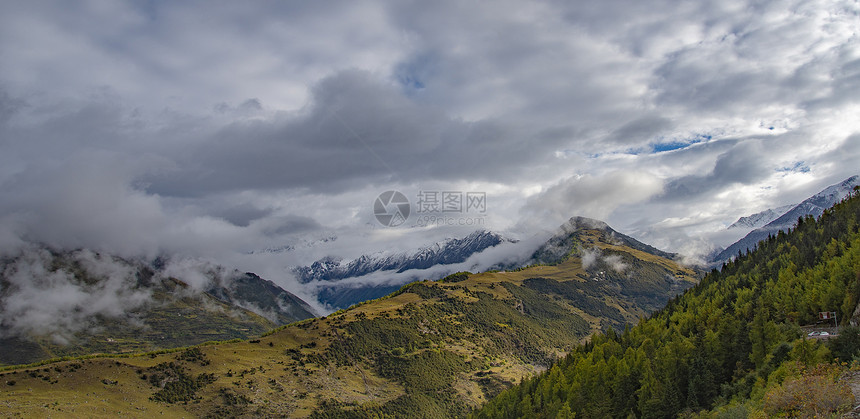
[[473, 188, 860, 418], [0, 222, 697, 417]]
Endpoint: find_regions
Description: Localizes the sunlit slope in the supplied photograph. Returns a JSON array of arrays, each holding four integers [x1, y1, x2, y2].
[[0, 225, 697, 418]]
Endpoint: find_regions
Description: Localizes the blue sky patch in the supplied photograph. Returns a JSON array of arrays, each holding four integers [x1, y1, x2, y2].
[[778, 161, 810, 173], [652, 141, 692, 153], [650, 134, 711, 154]]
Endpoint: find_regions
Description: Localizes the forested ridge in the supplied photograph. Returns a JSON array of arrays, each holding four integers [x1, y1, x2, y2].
[[474, 188, 860, 418]]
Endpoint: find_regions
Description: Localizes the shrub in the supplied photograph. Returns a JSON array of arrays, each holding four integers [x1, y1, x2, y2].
[[764, 365, 854, 417], [441, 272, 470, 283]]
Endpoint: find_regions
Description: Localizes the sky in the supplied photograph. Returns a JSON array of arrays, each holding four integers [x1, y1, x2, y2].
[[1, 0, 859, 308]]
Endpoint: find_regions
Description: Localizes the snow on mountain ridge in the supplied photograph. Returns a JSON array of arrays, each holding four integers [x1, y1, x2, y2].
[[714, 175, 860, 263], [246, 234, 338, 255], [728, 204, 795, 230], [293, 230, 513, 284]]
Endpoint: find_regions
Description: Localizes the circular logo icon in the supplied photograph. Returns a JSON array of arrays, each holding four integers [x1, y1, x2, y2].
[[374, 190, 410, 227]]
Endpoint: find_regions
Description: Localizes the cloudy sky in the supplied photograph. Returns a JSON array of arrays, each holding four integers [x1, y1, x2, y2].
[[1, 0, 858, 299]]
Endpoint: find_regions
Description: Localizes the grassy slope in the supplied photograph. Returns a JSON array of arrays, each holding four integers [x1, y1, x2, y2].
[[0, 227, 698, 418]]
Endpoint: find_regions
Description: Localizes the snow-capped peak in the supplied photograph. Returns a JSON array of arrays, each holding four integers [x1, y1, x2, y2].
[[292, 230, 513, 283], [728, 204, 795, 230]]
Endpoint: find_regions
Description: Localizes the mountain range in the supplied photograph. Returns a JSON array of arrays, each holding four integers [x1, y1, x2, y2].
[[295, 230, 514, 309], [0, 216, 699, 416], [3, 181, 859, 416], [295, 230, 512, 283], [290, 177, 860, 311], [714, 175, 860, 262], [0, 216, 682, 370], [298, 219, 685, 311]]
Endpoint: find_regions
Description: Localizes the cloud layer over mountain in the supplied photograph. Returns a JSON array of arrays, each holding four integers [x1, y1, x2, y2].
[[1, 0, 858, 300]]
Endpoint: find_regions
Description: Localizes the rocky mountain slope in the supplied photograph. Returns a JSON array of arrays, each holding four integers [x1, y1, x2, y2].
[[529, 216, 675, 265]]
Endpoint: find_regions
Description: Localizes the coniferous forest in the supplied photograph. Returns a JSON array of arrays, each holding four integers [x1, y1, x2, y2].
[[473, 188, 860, 418]]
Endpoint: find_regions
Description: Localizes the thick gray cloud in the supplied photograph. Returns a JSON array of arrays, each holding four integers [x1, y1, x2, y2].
[[520, 171, 664, 230], [0, 0, 858, 311], [661, 140, 773, 201], [607, 116, 674, 145]]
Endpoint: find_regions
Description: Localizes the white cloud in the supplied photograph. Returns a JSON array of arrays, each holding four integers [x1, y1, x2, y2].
[[581, 247, 600, 270]]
